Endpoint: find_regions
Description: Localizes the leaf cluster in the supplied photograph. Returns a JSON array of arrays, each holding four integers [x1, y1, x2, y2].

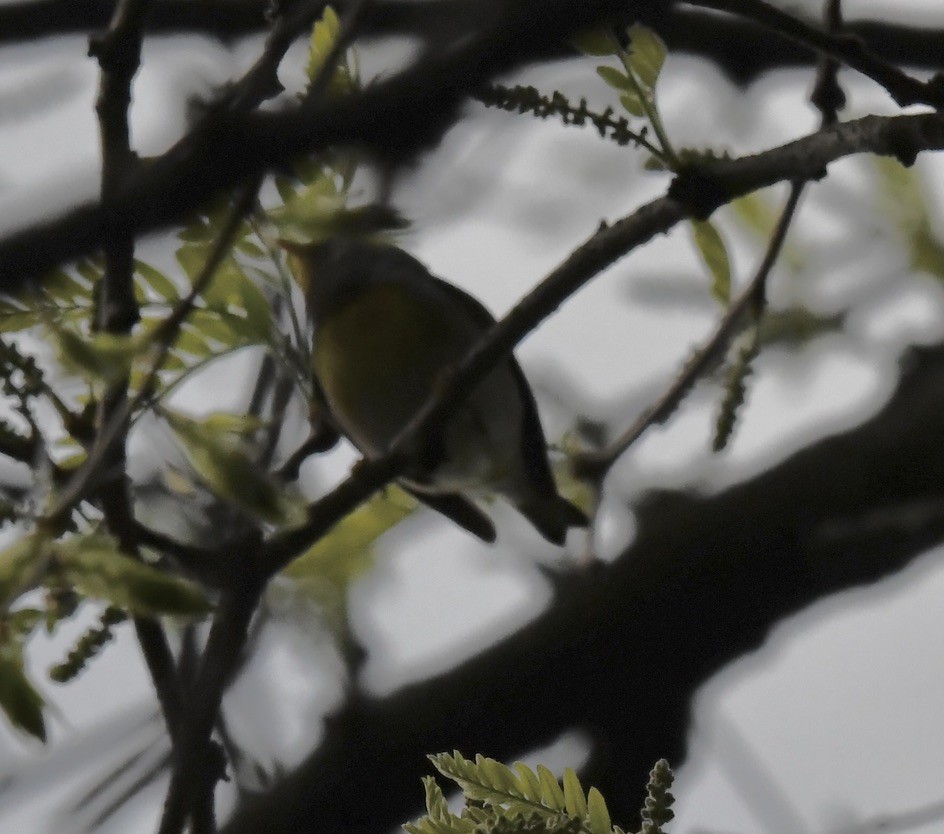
[[405, 752, 675, 834], [0, 5, 387, 743], [0, 528, 210, 740]]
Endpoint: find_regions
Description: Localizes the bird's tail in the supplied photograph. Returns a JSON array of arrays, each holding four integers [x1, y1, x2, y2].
[[516, 494, 589, 546]]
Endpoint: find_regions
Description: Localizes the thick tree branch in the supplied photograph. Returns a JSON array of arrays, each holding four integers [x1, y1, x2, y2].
[[3, 1, 944, 88], [0, 0, 663, 284], [2, 20, 943, 290], [221, 342, 944, 834], [660, 11, 944, 84], [687, 0, 944, 107]]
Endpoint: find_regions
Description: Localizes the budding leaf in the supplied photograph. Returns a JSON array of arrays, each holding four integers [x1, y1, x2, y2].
[[164, 409, 307, 528], [58, 533, 211, 617], [626, 24, 667, 90], [690, 219, 732, 305], [0, 640, 46, 742]]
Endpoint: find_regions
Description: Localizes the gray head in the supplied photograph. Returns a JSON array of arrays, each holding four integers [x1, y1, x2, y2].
[[282, 237, 435, 320]]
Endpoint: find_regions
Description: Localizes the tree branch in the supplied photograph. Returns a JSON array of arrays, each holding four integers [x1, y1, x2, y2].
[[0, 0, 669, 284], [3, 1, 944, 89], [263, 109, 944, 573], [575, 180, 805, 480], [686, 0, 944, 107], [87, 0, 191, 764], [577, 3, 847, 481], [220, 342, 944, 834]]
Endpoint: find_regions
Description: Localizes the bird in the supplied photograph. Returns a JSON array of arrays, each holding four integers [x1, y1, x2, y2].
[[280, 236, 588, 545]]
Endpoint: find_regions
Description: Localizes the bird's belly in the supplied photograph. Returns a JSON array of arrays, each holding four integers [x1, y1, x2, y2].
[[316, 341, 523, 492], [312, 284, 524, 495]]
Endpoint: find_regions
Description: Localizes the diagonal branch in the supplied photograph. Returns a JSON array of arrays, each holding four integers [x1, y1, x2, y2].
[[264, 108, 944, 574], [574, 180, 805, 481], [686, 0, 944, 108], [221, 343, 944, 834]]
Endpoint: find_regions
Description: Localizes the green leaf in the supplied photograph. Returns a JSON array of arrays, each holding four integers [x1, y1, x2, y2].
[[201, 411, 265, 437], [536, 765, 566, 811], [285, 488, 413, 582], [730, 190, 805, 272], [52, 434, 88, 470], [135, 260, 181, 302], [267, 181, 346, 243], [164, 409, 307, 527], [690, 219, 731, 305], [0, 640, 46, 741], [587, 787, 612, 834], [562, 768, 587, 818], [479, 755, 520, 794], [173, 326, 212, 360], [308, 5, 340, 73], [275, 175, 298, 204], [176, 243, 206, 281], [596, 65, 631, 92], [196, 260, 243, 309], [0, 533, 48, 606], [58, 532, 211, 617], [572, 28, 615, 56], [0, 304, 36, 334], [874, 156, 944, 281], [514, 762, 543, 801], [237, 278, 273, 340], [41, 269, 91, 304], [306, 5, 355, 96], [626, 24, 667, 90], [186, 310, 243, 347], [421, 776, 454, 824], [51, 325, 142, 385], [619, 92, 646, 117], [285, 488, 413, 631], [236, 239, 266, 259]]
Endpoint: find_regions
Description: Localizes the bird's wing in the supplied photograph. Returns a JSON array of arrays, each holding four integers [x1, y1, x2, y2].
[[422, 274, 560, 499]]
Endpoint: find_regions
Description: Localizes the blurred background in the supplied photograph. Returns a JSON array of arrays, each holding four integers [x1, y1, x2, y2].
[[2, 1, 944, 832]]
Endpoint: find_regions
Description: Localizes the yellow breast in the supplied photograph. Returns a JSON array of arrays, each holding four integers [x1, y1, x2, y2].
[[313, 283, 469, 454]]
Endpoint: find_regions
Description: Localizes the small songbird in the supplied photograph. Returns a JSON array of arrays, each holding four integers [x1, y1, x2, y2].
[[281, 237, 588, 545]]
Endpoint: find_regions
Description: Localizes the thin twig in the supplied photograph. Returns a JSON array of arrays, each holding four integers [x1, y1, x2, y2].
[[41, 178, 261, 530], [810, 0, 845, 127], [89, 0, 191, 755], [223, 0, 331, 112], [686, 0, 944, 108], [575, 0, 849, 480], [573, 180, 804, 481], [155, 4, 375, 830]]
